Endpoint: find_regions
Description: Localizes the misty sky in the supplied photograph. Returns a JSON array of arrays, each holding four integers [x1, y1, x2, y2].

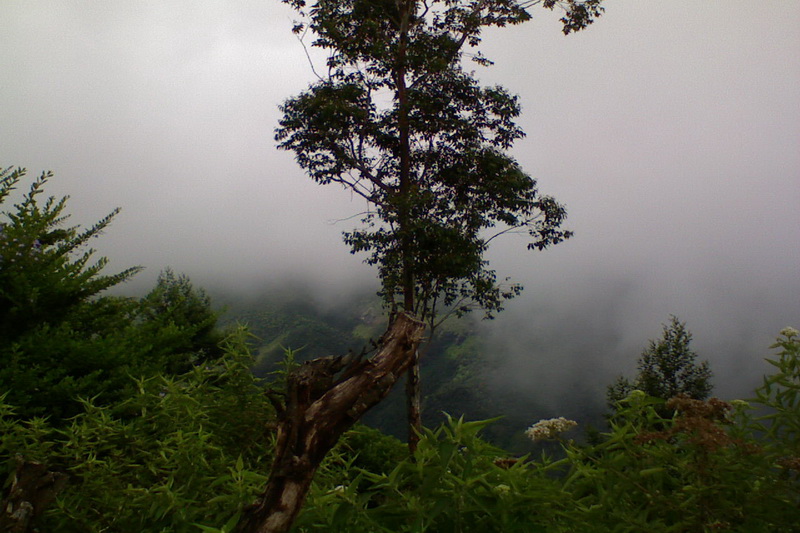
[[2, 1, 799, 414]]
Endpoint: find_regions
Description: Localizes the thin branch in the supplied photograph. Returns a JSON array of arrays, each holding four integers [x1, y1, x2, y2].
[[484, 224, 526, 245], [295, 25, 325, 82], [326, 210, 372, 225], [326, 173, 373, 202], [484, 213, 544, 244], [431, 296, 474, 330], [419, 0, 431, 20]]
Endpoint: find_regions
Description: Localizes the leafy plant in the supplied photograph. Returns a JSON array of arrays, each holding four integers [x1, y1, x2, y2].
[[0, 167, 235, 421], [754, 328, 800, 436], [567, 386, 798, 530], [296, 414, 564, 533], [1, 330, 274, 532]]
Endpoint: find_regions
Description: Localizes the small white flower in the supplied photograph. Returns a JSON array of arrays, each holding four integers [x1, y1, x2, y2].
[[779, 327, 799, 338], [525, 417, 578, 442]]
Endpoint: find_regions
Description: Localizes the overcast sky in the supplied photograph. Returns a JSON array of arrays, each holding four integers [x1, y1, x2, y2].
[[2, 1, 798, 413]]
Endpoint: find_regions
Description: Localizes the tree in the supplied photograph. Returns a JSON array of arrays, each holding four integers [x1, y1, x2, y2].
[[276, 0, 601, 451], [137, 268, 225, 373], [607, 315, 713, 412], [238, 2, 604, 532], [0, 167, 140, 345], [0, 167, 227, 420], [0, 167, 142, 418]]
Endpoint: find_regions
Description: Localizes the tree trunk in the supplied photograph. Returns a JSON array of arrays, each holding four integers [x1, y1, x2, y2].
[[236, 313, 425, 533], [405, 348, 422, 453], [396, 1, 413, 316], [394, 0, 424, 457], [0, 455, 68, 533]]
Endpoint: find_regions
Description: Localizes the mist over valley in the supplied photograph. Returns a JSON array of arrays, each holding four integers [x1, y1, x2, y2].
[[3, 0, 797, 445]]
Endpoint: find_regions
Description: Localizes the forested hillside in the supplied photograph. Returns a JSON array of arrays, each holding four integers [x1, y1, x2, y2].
[[219, 290, 544, 450], [2, 166, 799, 531]]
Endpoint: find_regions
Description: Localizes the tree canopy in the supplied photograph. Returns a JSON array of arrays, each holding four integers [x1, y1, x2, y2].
[[275, 0, 604, 467], [276, 0, 602, 326]]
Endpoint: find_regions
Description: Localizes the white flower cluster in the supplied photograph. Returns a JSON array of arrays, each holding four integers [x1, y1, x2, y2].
[[780, 327, 799, 339], [525, 417, 578, 442]]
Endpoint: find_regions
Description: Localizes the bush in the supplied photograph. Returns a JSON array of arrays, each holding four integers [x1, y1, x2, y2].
[[1, 330, 274, 532], [295, 415, 564, 533], [562, 329, 800, 532]]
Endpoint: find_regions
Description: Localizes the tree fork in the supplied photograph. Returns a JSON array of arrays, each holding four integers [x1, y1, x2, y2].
[[235, 313, 425, 533]]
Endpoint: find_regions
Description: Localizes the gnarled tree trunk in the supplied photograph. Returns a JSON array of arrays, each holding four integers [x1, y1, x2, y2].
[[236, 313, 425, 533], [0, 455, 68, 533]]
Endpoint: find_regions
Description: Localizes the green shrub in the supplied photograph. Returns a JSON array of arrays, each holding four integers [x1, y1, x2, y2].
[[561, 329, 800, 532], [296, 415, 564, 533], [1, 330, 274, 532]]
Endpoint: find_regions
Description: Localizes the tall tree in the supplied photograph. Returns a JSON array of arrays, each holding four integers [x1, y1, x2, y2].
[[276, 0, 601, 451], [607, 315, 713, 412], [237, 2, 604, 532]]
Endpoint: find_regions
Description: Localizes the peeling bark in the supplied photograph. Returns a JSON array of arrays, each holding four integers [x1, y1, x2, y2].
[[0, 455, 68, 533], [236, 313, 425, 533]]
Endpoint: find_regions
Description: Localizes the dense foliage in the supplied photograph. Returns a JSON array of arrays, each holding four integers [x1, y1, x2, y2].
[[0, 168, 226, 420], [1, 331, 273, 532], [289, 329, 800, 532], [2, 167, 796, 530], [0, 166, 274, 531], [4, 320, 798, 531]]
